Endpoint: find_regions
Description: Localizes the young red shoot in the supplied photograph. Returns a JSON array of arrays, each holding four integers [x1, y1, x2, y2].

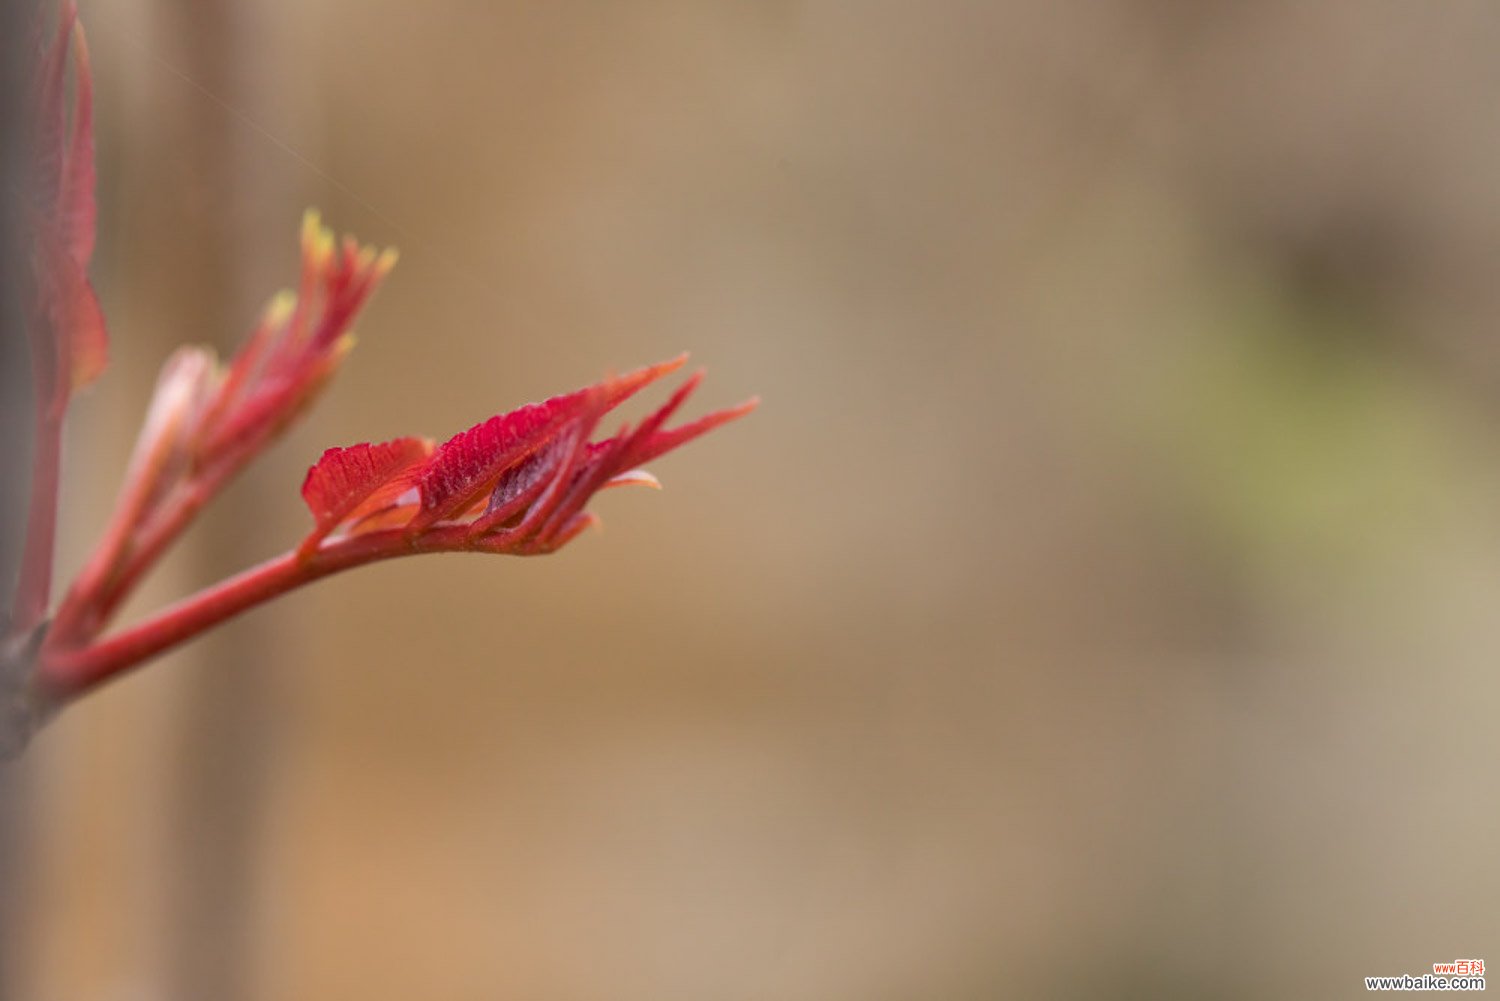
[[2, 2, 755, 754]]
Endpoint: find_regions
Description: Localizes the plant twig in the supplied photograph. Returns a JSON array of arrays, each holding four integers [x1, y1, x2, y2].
[[11, 408, 63, 640], [36, 526, 474, 699]]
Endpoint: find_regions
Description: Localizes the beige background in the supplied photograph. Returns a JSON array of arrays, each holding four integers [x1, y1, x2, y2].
[[11, 1, 1500, 999]]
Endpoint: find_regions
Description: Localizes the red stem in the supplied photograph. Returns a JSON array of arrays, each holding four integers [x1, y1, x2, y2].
[[36, 525, 475, 699], [51, 441, 268, 645], [11, 410, 64, 637], [60, 474, 218, 639]]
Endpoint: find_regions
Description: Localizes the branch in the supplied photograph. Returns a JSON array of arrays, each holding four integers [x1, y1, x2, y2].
[[0, 623, 54, 759], [35, 526, 475, 700], [10, 408, 63, 637]]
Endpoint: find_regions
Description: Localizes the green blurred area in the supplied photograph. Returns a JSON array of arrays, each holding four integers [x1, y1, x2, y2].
[[1157, 277, 1490, 596]]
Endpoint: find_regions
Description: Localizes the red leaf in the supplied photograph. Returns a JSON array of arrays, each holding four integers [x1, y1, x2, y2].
[[58, 19, 97, 265], [29, 3, 76, 213], [344, 502, 421, 537], [627, 396, 761, 470], [199, 213, 396, 473], [466, 435, 570, 536], [299, 437, 433, 556], [407, 355, 687, 531], [33, 222, 107, 397], [528, 383, 757, 549], [25, 4, 106, 400]]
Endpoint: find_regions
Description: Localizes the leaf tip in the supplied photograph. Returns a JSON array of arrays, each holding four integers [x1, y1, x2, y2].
[[266, 289, 297, 325], [300, 208, 334, 265], [375, 246, 400, 278], [606, 469, 662, 491]]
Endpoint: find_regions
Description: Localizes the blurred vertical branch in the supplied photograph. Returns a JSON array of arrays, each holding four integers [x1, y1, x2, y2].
[[0, 3, 33, 997], [147, 2, 291, 999]]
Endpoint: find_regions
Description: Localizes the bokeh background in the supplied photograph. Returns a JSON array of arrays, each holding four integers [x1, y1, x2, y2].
[[6, 1, 1500, 998]]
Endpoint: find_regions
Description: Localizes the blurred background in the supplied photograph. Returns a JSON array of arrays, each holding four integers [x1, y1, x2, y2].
[[5, 0, 1500, 998]]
